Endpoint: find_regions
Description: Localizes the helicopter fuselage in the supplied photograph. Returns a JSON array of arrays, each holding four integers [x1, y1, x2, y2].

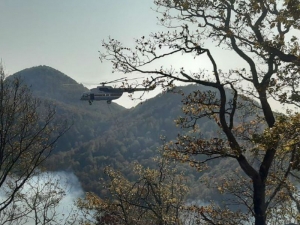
[[80, 86, 123, 104], [80, 85, 154, 104]]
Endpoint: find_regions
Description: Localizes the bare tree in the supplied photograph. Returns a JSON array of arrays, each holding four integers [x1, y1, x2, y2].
[[0, 64, 70, 215], [99, 0, 300, 224]]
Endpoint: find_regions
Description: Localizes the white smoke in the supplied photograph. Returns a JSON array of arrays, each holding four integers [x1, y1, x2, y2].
[[0, 171, 85, 225]]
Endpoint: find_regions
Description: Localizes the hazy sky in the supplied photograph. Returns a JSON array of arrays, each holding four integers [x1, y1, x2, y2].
[[0, 0, 157, 75], [0, 1, 290, 111], [0, 0, 243, 108], [0, 0, 161, 107]]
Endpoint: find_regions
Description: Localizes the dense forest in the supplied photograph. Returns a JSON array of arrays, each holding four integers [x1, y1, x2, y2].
[[10, 65, 231, 201]]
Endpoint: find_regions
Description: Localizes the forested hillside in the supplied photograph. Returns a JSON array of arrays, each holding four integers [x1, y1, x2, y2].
[[10, 66, 125, 152], [10, 66, 235, 199]]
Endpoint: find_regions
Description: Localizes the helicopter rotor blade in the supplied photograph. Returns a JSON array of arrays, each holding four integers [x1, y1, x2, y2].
[[100, 77, 144, 85], [100, 77, 127, 85], [122, 77, 144, 82]]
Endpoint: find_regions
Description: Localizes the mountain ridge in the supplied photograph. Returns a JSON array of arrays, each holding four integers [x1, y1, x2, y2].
[[9, 65, 237, 201], [10, 65, 123, 108]]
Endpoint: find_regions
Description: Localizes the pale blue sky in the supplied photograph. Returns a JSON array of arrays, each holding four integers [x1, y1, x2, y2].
[[0, 1, 288, 111], [0, 0, 157, 74], [0, 1, 162, 107]]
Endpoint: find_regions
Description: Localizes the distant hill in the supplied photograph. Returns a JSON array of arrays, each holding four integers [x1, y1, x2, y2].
[[10, 65, 125, 112], [9, 66, 126, 153], [10, 65, 239, 201]]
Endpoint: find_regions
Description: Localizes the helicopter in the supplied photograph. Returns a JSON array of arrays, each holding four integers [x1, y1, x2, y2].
[[80, 77, 155, 104]]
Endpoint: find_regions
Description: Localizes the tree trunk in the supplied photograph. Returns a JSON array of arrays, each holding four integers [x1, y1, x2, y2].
[[253, 176, 266, 225]]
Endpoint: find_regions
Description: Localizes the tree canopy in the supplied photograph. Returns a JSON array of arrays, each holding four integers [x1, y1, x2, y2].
[[99, 0, 300, 224], [78, 155, 189, 225]]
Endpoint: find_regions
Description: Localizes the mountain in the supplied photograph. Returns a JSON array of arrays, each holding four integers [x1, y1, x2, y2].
[[10, 65, 125, 111], [10, 66, 236, 200], [9, 66, 126, 153], [12, 65, 80, 103]]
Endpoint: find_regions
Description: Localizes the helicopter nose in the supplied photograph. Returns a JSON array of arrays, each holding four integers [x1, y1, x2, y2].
[[80, 93, 90, 100]]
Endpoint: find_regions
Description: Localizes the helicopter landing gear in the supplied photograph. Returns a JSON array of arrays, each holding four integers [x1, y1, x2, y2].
[[107, 100, 112, 104], [89, 100, 93, 105]]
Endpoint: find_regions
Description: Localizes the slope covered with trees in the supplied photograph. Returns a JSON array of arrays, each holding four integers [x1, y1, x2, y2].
[[9, 66, 126, 152], [9, 66, 223, 199], [3, 0, 300, 223], [11, 61, 299, 225]]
